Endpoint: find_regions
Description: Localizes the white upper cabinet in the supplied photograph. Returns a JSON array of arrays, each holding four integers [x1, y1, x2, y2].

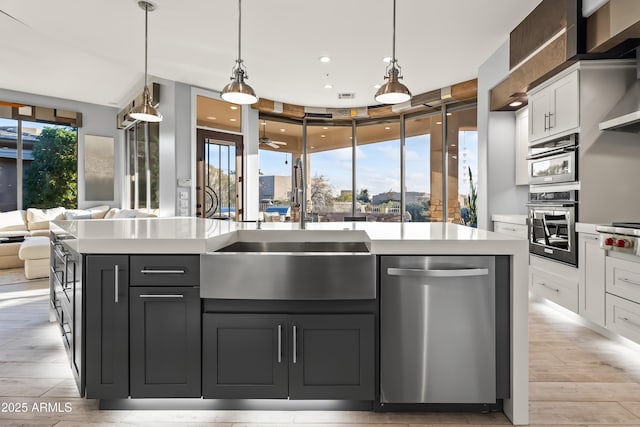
[[528, 70, 580, 144]]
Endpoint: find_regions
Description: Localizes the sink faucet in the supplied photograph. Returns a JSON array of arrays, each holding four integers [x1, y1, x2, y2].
[[293, 157, 305, 229], [256, 218, 262, 230]]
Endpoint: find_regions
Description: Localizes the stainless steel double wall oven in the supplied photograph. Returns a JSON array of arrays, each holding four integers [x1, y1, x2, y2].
[[527, 134, 579, 266]]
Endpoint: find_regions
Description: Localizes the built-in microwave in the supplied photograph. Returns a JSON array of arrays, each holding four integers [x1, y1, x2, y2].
[[527, 134, 578, 186]]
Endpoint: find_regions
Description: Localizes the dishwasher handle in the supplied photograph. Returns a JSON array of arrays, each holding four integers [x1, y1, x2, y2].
[[386, 267, 489, 278]]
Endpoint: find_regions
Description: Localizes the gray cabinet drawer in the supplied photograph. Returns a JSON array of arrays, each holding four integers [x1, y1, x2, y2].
[[130, 255, 200, 286]]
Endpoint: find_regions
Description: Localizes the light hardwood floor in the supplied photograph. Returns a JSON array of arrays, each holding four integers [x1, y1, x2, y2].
[[1, 276, 640, 426]]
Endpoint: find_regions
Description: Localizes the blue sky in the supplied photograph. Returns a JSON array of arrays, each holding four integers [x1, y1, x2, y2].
[[259, 131, 478, 197]]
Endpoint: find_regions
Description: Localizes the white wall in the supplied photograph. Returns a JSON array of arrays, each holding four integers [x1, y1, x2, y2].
[[477, 41, 529, 230], [0, 88, 120, 210], [149, 78, 192, 217]]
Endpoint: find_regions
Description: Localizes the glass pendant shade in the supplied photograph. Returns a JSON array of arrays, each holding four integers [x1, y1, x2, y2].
[[129, 86, 162, 122]]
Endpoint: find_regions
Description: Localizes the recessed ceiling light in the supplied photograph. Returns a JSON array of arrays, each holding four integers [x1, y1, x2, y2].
[[323, 126, 328, 130], [229, 118, 237, 122], [373, 84, 382, 89], [324, 83, 333, 89], [509, 101, 523, 107], [349, 136, 353, 139], [450, 144, 457, 147], [311, 146, 315, 149], [382, 56, 392, 63], [436, 121, 442, 125], [206, 116, 216, 120], [280, 128, 285, 132], [446, 112, 452, 116], [230, 106, 238, 110], [319, 56, 331, 63], [261, 121, 267, 125], [321, 135, 326, 138], [384, 126, 391, 130]]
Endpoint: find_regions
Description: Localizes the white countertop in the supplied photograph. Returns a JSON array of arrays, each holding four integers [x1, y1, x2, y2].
[[51, 218, 527, 255], [491, 214, 528, 225]]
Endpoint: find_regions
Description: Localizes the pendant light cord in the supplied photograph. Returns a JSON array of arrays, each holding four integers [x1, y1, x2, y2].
[[238, 0, 242, 61], [144, 2, 149, 88], [392, 0, 396, 63]]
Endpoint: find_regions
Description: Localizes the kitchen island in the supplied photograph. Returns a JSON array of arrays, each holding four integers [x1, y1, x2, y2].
[[49, 218, 529, 425]]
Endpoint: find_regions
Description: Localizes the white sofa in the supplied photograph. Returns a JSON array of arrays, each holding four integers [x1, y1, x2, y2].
[[0, 206, 156, 276]]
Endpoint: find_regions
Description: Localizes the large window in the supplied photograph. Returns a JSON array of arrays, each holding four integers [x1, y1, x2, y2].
[[449, 108, 478, 226], [252, 105, 477, 225], [0, 118, 19, 211], [307, 123, 352, 221], [257, 118, 300, 219], [405, 114, 439, 222], [356, 121, 401, 221], [0, 117, 77, 211]]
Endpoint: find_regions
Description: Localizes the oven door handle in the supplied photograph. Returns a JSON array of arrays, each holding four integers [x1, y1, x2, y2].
[[526, 146, 576, 160], [525, 202, 577, 208]]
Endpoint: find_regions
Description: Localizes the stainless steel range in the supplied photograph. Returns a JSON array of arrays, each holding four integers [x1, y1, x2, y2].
[[595, 223, 640, 256]]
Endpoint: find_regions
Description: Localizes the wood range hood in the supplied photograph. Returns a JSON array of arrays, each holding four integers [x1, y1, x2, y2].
[[491, 0, 640, 112]]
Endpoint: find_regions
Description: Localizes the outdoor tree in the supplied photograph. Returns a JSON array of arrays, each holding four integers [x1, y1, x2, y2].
[[206, 165, 235, 215], [23, 127, 77, 209], [309, 174, 334, 212], [357, 188, 371, 203]]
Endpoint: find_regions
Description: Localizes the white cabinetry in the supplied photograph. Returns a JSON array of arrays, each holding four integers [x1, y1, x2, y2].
[[605, 255, 640, 343], [528, 70, 579, 143], [514, 107, 529, 186], [530, 255, 579, 313], [492, 214, 527, 239], [578, 233, 605, 326]]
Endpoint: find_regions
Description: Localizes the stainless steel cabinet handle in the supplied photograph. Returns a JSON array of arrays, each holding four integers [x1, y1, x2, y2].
[[140, 269, 186, 274], [544, 113, 548, 131], [387, 267, 489, 278], [139, 294, 184, 298], [292, 325, 297, 364], [620, 277, 640, 287], [277, 324, 282, 363], [621, 316, 640, 329], [548, 112, 554, 129], [114, 264, 119, 303], [539, 282, 560, 293]]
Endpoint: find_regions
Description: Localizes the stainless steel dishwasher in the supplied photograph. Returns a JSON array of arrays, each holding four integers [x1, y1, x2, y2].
[[380, 256, 496, 404]]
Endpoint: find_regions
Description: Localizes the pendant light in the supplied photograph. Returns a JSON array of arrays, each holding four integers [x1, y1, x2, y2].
[[221, 0, 258, 105], [375, 0, 412, 104], [129, 1, 162, 122]]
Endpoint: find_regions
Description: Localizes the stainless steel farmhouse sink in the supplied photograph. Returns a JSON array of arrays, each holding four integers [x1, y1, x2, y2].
[[200, 240, 376, 300], [215, 241, 369, 253]]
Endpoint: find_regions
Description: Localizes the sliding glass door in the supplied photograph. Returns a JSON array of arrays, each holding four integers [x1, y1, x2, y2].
[[125, 121, 159, 212]]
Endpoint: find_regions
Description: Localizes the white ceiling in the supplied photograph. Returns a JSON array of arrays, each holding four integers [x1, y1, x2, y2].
[[0, 0, 542, 109]]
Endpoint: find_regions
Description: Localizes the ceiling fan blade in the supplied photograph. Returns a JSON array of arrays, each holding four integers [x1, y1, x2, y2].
[[267, 142, 280, 149], [272, 141, 287, 145]]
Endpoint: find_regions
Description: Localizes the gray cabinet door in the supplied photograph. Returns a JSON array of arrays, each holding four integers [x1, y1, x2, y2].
[[130, 286, 201, 397], [85, 255, 129, 398], [288, 314, 374, 400], [202, 314, 288, 398]]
